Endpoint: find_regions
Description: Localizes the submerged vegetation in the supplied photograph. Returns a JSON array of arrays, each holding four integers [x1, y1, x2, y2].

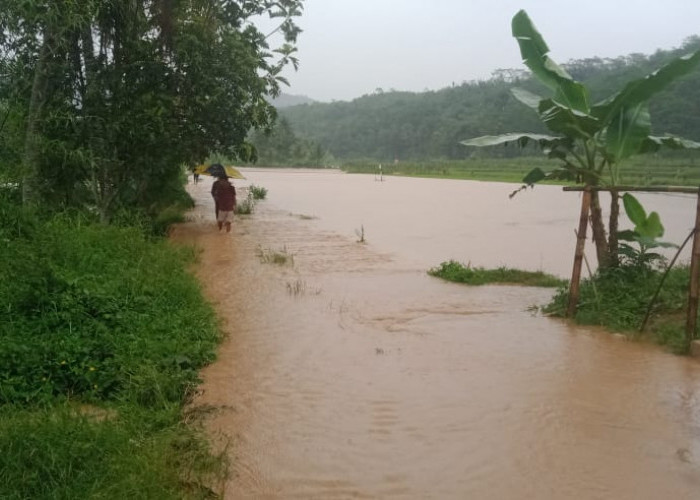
[[429, 260, 565, 287], [430, 258, 695, 354], [235, 191, 256, 215], [544, 265, 693, 353], [257, 245, 294, 265]]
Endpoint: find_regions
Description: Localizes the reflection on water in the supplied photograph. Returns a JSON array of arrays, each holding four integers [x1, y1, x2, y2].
[[174, 170, 700, 499]]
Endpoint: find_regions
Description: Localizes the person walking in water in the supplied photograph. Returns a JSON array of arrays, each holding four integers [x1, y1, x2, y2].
[[211, 174, 237, 232]]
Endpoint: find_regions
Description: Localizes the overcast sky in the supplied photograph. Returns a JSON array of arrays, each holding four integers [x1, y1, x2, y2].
[[257, 0, 700, 102]]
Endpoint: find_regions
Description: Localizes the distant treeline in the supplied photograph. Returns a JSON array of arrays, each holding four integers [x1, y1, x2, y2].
[[268, 36, 700, 163]]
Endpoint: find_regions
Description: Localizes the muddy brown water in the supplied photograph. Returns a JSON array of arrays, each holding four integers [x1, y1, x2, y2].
[[172, 170, 700, 499]]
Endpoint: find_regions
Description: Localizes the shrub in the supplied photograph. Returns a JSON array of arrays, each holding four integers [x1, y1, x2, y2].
[[249, 184, 268, 200], [544, 264, 692, 352], [0, 210, 219, 405]]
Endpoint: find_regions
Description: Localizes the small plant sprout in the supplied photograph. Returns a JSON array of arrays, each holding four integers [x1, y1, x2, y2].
[[355, 224, 365, 243], [616, 193, 677, 268]]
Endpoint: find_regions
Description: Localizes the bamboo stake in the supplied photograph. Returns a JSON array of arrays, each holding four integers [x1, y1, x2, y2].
[[685, 189, 700, 346], [563, 186, 699, 194], [567, 188, 591, 317], [640, 228, 695, 332]]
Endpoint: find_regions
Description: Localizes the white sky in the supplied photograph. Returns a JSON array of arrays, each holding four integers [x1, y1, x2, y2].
[[257, 0, 700, 102]]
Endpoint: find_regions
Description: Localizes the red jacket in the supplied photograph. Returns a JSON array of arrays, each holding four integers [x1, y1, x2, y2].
[[211, 179, 236, 211]]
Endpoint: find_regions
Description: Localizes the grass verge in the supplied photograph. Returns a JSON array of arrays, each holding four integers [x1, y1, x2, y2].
[[341, 155, 700, 186], [0, 197, 224, 498], [428, 260, 566, 287]]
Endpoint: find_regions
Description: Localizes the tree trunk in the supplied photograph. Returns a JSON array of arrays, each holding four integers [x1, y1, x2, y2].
[[589, 190, 612, 269], [21, 34, 53, 206], [608, 190, 620, 267]]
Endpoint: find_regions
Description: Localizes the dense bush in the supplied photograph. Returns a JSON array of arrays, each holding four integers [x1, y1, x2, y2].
[[0, 199, 219, 405], [0, 195, 224, 497]]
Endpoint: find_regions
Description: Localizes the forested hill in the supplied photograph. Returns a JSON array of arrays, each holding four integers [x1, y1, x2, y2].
[[279, 37, 700, 162], [270, 93, 315, 108]]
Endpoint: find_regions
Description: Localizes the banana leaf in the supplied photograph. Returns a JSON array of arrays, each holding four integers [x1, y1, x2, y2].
[[511, 10, 590, 113], [592, 51, 700, 125]]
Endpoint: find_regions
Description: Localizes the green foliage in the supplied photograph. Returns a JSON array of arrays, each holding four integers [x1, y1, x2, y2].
[[428, 260, 566, 287], [462, 10, 700, 190], [0, 404, 225, 499], [459, 10, 699, 270], [0, 196, 225, 496], [249, 184, 268, 200], [544, 265, 691, 352], [2, 0, 303, 220], [0, 205, 219, 405], [247, 116, 331, 166], [617, 193, 677, 267], [277, 37, 700, 167]]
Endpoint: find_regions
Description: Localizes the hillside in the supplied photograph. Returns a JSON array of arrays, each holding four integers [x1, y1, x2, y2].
[[270, 93, 316, 108], [278, 37, 700, 162]]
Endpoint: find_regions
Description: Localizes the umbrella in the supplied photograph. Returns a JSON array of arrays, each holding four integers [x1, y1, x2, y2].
[[194, 163, 246, 179]]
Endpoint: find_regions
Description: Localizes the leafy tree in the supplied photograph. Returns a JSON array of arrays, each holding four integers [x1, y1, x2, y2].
[[248, 115, 329, 166], [461, 10, 700, 268], [1, 0, 303, 221]]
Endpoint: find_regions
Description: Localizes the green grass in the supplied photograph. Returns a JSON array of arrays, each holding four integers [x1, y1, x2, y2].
[[0, 404, 225, 499], [0, 197, 224, 498], [428, 260, 566, 287], [341, 155, 700, 186], [544, 264, 693, 353]]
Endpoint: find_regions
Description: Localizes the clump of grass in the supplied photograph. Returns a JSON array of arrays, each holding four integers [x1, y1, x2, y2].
[[544, 264, 692, 353], [257, 245, 294, 265], [428, 260, 566, 287], [286, 279, 306, 296], [355, 224, 365, 243], [236, 192, 255, 215], [249, 184, 268, 200]]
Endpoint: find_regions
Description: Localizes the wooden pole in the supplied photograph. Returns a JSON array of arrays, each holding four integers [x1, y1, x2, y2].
[[563, 186, 700, 194], [567, 187, 591, 318], [685, 188, 700, 346]]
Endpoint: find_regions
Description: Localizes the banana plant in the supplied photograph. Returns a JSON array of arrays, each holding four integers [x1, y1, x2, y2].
[[462, 9, 700, 268], [617, 193, 677, 268]]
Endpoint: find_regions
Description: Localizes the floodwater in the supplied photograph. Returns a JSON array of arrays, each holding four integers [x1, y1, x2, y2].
[[172, 169, 700, 499]]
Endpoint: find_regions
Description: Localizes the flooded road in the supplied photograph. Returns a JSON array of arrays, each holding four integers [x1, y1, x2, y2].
[[173, 170, 700, 499]]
